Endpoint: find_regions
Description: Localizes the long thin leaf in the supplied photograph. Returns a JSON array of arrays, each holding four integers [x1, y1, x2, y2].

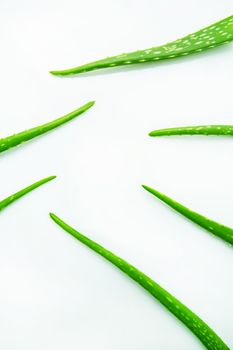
[[142, 185, 233, 245], [50, 213, 229, 350], [50, 16, 233, 76], [0, 176, 56, 211], [0, 101, 94, 153], [149, 125, 233, 137]]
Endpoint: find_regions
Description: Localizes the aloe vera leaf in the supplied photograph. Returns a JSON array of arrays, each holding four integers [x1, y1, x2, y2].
[[0, 176, 56, 211], [149, 125, 233, 137], [0, 101, 94, 154], [49, 213, 229, 350], [50, 16, 233, 76], [142, 185, 233, 245]]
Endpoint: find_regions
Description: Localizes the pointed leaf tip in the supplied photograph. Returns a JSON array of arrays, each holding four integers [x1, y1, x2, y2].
[[47, 176, 57, 180], [148, 131, 156, 136], [49, 16, 233, 76], [142, 184, 153, 192], [88, 101, 95, 107], [49, 212, 62, 225], [49, 214, 230, 349]]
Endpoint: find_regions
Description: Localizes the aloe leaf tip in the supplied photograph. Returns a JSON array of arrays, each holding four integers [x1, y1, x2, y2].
[[0, 101, 95, 154], [142, 184, 153, 192], [86, 100, 95, 107], [50, 214, 230, 350], [0, 175, 57, 212], [142, 184, 233, 245], [50, 212, 62, 225], [46, 175, 57, 181], [49, 16, 233, 76], [50, 212, 56, 219]]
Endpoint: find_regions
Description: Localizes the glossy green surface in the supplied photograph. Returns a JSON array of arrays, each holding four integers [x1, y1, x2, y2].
[[149, 125, 233, 137], [0, 176, 56, 211], [50, 16, 233, 76], [0, 101, 94, 153], [142, 185, 233, 245], [50, 213, 229, 350]]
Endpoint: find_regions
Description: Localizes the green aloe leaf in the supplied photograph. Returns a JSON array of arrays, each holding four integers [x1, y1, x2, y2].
[[142, 185, 233, 245], [0, 101, 94, 154], [50, 213, 229, 350], [149, 125, 233, 137], [0, 176, 56, 212], [50, 16, 233, 76]]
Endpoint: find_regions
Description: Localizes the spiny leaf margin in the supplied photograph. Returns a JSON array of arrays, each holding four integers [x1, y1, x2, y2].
[[50, 212, 229, 350], [50, 16, 233, 76], [0, 176, 56, 211], [142, 185, 233, 245], [149, 125, 233, 137], [0, 101, 94, 153]]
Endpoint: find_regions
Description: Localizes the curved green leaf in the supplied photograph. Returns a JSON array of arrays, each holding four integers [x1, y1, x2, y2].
[[0, 176, 56, 211], [0, 101, 94, 154], [50, 213, 229, 350], [142, 185, 233, 245], [50, 16, 233, 76], [149, 125, 233, 137]]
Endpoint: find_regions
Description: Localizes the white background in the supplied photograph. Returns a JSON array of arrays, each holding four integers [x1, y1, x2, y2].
[[0, 1, 232, 349]]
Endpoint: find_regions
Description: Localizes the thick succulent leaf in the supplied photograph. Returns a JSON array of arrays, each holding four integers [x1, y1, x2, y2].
[[50, 213, 229, 350], [50, 16, 233, 76], [0, 176, 56, 211], [149, 125, 233, 137], [0, 101, 94, 153], [142, 185, 233, 245]]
